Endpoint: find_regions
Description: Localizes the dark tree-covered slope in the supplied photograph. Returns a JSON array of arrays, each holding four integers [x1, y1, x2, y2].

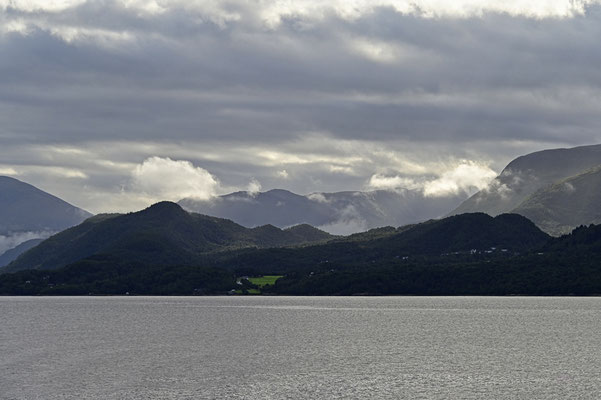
[[4, 213, 601, 296], [2, 202, 333, 273], [208, 213, 550, 277]]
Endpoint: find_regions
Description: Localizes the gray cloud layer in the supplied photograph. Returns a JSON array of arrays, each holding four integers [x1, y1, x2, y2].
[[1, 1, 600, 212]]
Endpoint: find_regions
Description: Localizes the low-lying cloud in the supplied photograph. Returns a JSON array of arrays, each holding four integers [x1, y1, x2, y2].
[[368, 161, 497, 197], [317, 205, 369, 236], [0, 230, 54, 255], [246, 178, 262, 197], [423, 161, 497, 197]]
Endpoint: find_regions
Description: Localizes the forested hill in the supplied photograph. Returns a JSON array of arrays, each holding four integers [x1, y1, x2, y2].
[[209, 212, 550, 276], [4, 208, 601, 296], [1, 202, 333, 274], [1, 211, 579, 296], [269, 221, 601, 295]]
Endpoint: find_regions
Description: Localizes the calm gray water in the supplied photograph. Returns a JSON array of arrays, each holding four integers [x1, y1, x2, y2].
[[1, 296, 601, 399]]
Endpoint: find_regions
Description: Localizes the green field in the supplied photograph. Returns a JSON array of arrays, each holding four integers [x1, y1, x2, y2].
[[247, 275, 284, 287]]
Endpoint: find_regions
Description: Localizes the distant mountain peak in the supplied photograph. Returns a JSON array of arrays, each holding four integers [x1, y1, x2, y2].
[[0, 176, 93, 254], [179, 187, 466, 235], [450, 143, 601, 235]]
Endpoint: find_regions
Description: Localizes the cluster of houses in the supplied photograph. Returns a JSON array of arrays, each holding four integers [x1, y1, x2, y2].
[[438, 247, 512, 257]]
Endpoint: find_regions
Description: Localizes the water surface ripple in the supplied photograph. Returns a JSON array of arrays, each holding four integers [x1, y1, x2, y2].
[[1, 296, 600, 399]]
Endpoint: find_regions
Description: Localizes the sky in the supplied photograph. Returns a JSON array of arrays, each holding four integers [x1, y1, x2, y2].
[[1, 0, 601, 213]]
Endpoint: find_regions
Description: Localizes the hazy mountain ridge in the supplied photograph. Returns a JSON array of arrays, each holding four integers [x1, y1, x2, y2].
[[0, 176, 93, 256], [0, 176, 92, 234], [180, 188, 465, 235], [512, 166, 601, 235], [0, 239, 44, 268], [450, 144, 601, 235], [1, 202, 333, 274]]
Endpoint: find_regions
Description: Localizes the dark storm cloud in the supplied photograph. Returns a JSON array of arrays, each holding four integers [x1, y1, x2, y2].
[[1, 1, 601, 211]]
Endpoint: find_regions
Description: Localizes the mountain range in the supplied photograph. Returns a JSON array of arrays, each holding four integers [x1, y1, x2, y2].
[[451, 144, 601, 235], [179, 188, 465, 235], [3, 208, 601, 295], [1, 201, 333, 274], [2, 143, 601, 295]]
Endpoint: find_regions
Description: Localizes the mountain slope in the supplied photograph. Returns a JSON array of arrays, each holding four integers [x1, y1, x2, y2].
[[1, 202, 333, 273], [0, 176, 92, 234], [512, 166, 601, 236], [0, 212, 559, 295], [374, 213, 549, 255], [0, 176, 92, 253], [180, 188, 465, 235], [212, 212, 551, 278], [450, 144, 601, 234], [451, 144, 601, 216], [271, 223, 601, 296], [0, 239, 44, 268]]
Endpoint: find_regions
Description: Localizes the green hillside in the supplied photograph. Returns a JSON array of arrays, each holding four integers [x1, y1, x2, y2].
[[1, 202, 333, 273], [5, 209, 601, 296]]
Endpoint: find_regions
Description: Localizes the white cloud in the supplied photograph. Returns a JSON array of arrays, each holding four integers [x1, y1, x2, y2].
[[256, 0, 599, 25], [131, 156, 220, 202], [43, 167, 88, 179], [318, 218, 368, 235], [367, 160, 496, 197], [0, 167, 18, 175], [317, 205, 368, 235], [351, 38, 400, 63], [423, 161, 497, 197], [368, 174, 422, 191], [562, 181, 576, 193], [246, 177, 262, 196], [0, 0, 87, 13], [276, 169, 289, 179], [0, 230, 54, 255], [2, 1, 597, 45], [328, 165, 356, 175], [307, 192, 330, 203]]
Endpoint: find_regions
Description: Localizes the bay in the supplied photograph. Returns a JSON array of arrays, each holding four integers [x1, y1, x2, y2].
[[1, 296, 601, 399]]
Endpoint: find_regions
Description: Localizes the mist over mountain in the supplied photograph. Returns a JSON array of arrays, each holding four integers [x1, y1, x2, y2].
[[512, 166, 601, 235], [0, 176, 92, 254], [0, 239, 44, 268], [2, 202, 333, 274], [179, 189, 466, 235], [450, 144, 601, 235]]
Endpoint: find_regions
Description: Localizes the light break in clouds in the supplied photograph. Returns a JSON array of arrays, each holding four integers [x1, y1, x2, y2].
[[1, 0, 601, 212]]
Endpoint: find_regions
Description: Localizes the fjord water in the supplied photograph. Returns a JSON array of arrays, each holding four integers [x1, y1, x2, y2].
[[2, 297, 601, 399]]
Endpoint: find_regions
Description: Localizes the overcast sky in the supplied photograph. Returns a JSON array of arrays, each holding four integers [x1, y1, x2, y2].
[[1, 0, 601, 213]]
